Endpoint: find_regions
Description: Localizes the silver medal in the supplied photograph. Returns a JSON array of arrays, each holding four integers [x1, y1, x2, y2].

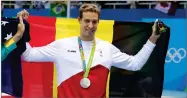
[[80, 78, 91, 88]]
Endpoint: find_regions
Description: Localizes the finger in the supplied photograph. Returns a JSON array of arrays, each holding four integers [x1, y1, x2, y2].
[[155, 19, 159, 23], [23, 9, 29, 20], [153, 19, 159, 29], [24, 9, 29, 15], [16, 12, 21, 18], [154, 19, 159, 26], [17, 9, 25, 17]]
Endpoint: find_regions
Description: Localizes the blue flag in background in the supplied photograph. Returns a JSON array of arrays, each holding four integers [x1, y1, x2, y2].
[[1, 17, 30, 97]]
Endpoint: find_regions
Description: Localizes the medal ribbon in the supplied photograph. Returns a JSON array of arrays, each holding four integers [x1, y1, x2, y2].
[[78, 37, 96, 78]]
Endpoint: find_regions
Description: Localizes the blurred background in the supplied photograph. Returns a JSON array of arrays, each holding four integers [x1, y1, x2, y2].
[[2, 1, 187, 19], [1, 0, 187, 97]]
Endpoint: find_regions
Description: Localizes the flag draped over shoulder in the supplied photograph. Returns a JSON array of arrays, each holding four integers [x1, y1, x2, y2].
[[9, 16, 169, 98], [1, 17, 30, 97], [110, 22, 170, 97]]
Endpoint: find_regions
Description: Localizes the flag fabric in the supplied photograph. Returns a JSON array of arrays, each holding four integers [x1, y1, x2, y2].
[[1, 17, 30, 97], [11, 16, 169, 98], [154, 1, 179, 16], [109, 22, 170, 97]]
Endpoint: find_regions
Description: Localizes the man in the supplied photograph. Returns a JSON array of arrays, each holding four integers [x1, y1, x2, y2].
[[21, 3, 162, 98], [1, 11, 25, 61]]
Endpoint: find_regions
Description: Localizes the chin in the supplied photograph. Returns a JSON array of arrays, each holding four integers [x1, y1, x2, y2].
[[88, 32, 95, 36]]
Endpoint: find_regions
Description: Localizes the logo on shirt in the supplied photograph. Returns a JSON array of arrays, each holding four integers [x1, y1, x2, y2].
[[97, 49, 103, 57], [99, 50, 103, 57], [67, 50, 76, 53]]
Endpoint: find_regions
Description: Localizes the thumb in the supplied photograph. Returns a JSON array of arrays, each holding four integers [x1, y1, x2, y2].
[[153, 19, 159, 28]]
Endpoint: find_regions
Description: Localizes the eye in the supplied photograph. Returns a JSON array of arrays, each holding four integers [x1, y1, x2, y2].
[[92, 20, 98, 24], [84, 19, 90, 23]]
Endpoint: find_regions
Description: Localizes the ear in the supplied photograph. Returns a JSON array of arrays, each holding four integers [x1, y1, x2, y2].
[[78, 17, 81, 24]]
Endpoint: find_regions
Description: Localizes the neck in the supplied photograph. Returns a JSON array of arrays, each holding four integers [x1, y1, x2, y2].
[[80, 35, 94, 41]]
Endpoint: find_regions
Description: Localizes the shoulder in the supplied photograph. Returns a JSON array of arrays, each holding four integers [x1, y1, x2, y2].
[[95, 37, 113, 48], [50, 36, 78, 48], [95, 38, 120, 52], [54, 36, 78, 43]]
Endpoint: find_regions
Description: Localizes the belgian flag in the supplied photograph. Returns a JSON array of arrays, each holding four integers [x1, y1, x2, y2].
[[2, 16, 169, 98]]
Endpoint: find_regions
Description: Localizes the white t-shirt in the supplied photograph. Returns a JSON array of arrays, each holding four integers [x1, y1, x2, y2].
[[22, 36, 155, 98]]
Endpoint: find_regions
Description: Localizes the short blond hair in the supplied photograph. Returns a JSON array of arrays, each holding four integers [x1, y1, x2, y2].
[[79, 3, 100, 18]]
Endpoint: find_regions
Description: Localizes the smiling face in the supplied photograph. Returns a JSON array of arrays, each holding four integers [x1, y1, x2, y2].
[[79, 11, 99, 38], [78, 3, 100, 41]]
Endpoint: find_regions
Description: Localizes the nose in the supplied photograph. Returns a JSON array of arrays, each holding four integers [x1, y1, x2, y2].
[[88, 22, 94, 29]]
